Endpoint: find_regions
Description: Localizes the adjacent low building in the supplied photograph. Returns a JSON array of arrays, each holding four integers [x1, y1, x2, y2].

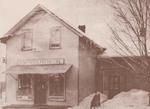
[[96, 56, 150, 99]]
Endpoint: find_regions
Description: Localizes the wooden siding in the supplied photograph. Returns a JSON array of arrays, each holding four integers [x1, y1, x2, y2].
[[97, 57, 150, 98]]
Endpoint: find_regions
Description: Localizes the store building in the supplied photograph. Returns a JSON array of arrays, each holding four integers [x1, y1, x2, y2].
[[0, 4, 105, 108]]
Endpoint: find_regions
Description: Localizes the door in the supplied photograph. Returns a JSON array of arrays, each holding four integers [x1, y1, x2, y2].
[[34, 75, 47, 105], [108, 75, 120, 98]]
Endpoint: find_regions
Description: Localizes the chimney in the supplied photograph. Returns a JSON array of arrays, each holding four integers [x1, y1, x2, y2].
[[78, 25, 86, 33]]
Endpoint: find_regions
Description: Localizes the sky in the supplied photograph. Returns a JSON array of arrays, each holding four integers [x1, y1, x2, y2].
[[0, 0, 116, 79], [0, 0, 150, 81], [0, 0, 150, 82], [0, 0, 115, 55], [0, 0, 119, 78], [1, 0, 149, 80]]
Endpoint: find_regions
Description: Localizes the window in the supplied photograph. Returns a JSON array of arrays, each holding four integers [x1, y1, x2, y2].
[[49, 26, 61, 49], [17, 74, 32, 100], [22, 29, 33, 51], [109, 75, 120, 90], [48, 74, 65, 99]]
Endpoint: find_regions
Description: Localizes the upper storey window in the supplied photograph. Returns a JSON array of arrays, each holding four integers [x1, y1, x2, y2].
[[22, 29, 33, 51], [49, 26, 61, 49]]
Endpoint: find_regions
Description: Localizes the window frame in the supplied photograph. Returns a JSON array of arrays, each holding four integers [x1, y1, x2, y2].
[[21, 29, 33, 51], [109, 75, 120, 90], [17, 74, 33, 101], [49, 26, 62, 49], [48, 74, 66, 101]]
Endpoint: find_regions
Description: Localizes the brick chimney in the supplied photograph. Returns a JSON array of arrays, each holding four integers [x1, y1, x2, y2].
[[78, 25, 86, 33]]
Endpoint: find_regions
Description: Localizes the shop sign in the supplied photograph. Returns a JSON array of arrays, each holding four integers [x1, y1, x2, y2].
[[17, 58, 65, 65]]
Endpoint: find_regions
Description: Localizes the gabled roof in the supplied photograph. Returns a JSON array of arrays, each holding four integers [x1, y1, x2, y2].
[[0, 4, 105, 53]]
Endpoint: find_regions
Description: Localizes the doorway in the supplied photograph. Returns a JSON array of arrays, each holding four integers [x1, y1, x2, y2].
[[108, 75, 121, 98], [34, 74, 47, 105]]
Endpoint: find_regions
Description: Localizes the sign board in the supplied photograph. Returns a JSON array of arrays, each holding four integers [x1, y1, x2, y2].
[[17, 58, 65, 65]]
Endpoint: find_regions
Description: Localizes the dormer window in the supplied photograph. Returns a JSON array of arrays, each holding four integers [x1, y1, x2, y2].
[[49, 26, 61, 49], [22, 29, 33, 51]]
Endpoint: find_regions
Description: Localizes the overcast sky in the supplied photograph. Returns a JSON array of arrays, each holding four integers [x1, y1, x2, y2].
[[0, 0, 114, 48], [0, 0, 115, 78]]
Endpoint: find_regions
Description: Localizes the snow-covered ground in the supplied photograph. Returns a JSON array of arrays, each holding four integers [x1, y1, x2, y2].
[[68, 92, 108, 109], [0, 93, 6, 109], [0, 89, 149, 109], [68, 89, 150, 109], [100, 89, 150, 109], [0, 101, 4, 109]]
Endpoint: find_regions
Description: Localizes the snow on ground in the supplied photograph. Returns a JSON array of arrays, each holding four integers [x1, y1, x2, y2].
[[0, 101, 4, 109], [68, 89, 150, 109], [100, 89, 150, 109], [68, 92, 108, 109]]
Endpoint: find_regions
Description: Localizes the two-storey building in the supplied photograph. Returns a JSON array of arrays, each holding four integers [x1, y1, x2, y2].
[[0, 4, 105, 108]]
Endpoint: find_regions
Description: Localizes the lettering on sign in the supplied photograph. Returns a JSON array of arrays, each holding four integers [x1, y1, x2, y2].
[[17, 58, 65, 65]]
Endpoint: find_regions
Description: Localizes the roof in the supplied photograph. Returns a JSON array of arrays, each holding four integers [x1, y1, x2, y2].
[[4, 64, 72, 74], [0, 4, 105, 53]]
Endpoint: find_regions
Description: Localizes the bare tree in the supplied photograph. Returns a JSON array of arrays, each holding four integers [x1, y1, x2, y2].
[[110, 0, 150, 105]]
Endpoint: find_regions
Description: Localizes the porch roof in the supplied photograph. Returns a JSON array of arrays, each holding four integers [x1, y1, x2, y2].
[[5, 64, 72, 74]]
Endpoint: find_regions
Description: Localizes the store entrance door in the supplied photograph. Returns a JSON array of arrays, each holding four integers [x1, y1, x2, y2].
[[34, 74, 47, 105]]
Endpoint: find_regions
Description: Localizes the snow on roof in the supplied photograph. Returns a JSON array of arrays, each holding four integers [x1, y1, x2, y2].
[[0, 4, 105, 52]]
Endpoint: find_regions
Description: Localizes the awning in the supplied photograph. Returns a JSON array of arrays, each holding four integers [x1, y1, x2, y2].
[[5, 64, 72, 74]]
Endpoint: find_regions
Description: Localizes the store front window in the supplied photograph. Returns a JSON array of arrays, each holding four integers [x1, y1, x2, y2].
[[48, 74, 65, 99], [17, 74, 32, 100]]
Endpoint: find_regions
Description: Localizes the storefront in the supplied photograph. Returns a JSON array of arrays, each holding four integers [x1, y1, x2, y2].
[[5, 64, 72, 105], [0, 4, 105, 108]]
